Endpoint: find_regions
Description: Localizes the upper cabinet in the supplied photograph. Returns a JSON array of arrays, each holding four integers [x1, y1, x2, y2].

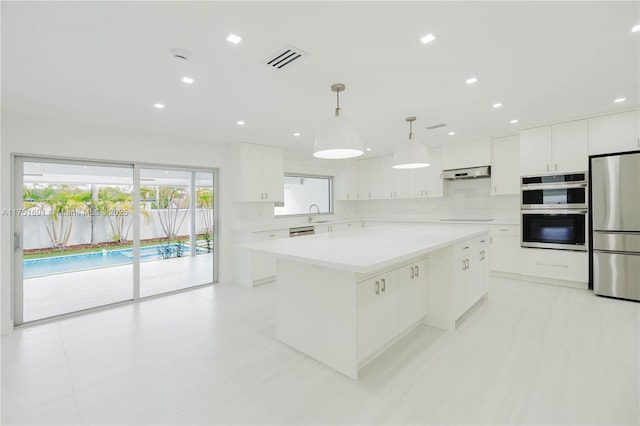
[[378, 156, 409, 199], [589, 110, 640, 155], [232, 142, 284, 202], [334, 160, 358, 201], [520, 120, 588, 176], [491, 135, 520, 195], [358, 157, 380, 200], [442, 137, 491, 170], [408, 147, 443, 198]]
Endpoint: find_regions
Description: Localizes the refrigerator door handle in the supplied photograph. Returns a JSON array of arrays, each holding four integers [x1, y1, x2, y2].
[[593, 249, 640, 256]]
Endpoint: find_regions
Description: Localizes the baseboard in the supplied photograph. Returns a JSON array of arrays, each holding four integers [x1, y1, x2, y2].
[[491, 270, 588, 290]]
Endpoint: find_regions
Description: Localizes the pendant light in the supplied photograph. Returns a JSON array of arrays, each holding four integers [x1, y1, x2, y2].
[[393, 116, 430, 169], [313, 83, 364, 159]]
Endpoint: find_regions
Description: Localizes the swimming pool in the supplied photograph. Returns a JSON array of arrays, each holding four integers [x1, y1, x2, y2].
[[23, 245, 206, 278]]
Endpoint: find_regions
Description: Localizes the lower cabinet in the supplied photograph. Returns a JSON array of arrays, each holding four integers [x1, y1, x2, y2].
[[357, 257, 427, 362], [453, 237, 489, 319], [235, 229, 289, 287], [489, 225, 521, 274], [521, 248, 588, 284]]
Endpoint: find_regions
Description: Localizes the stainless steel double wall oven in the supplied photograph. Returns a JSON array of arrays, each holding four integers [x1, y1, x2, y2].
[[521, 172, 588, 251]]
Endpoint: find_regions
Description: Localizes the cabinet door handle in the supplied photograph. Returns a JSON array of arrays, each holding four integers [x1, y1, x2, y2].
[[260, 193, 264, 200], [463, 246, 470, 250], [265, 192, 268, 199], [555, 164, 558, 171], [415, 265, 419, 276], [425, 190, 428, 197], [499, 229, 509, 232], [462, 259, 467, 270], [381, 278, 386, 292], [375, 280, 380, 295], [465, 259, 470, 269], [410, 267, 415, 279], [546, 164, 550, 172]]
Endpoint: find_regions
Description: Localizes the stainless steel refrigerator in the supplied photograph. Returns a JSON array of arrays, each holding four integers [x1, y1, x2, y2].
[[590, 151, 640, 301]]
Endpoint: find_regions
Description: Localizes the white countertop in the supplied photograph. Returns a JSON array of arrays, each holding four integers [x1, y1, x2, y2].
[[238, 224, 490, 273]]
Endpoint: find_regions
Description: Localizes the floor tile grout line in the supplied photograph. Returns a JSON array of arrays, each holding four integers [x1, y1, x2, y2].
[[57, 321, 84, 425]]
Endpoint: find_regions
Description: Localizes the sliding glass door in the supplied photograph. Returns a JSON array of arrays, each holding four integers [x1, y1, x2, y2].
[[17, 159, 135, 322], [14, 157, 216, 324], [139, 168, 214, 297]]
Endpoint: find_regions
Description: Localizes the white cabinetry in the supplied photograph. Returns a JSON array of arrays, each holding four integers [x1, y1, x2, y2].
[[521, 248, 588, 285], [357, 257, 427, 362], [232, 143, 284, 202], [443, 137, 491, 170], [491, 135, 520, 195], [520, 120, 588, 175], [453, 237, 489, 319], [313, 221, 361, 233], [334, 160, 359, 201], [235, 228, 289, 287], [378, 156, 409, 199], [589, 110, 640, 155], [358, 158, 380, 200], [408, 147, 443, 198], [489, 225, 521, 274]]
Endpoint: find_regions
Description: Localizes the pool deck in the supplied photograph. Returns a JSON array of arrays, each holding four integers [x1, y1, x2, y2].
[[23, 253, 214, 322]]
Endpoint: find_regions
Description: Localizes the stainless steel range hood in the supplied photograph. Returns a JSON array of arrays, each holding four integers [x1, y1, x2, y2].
[[442, 165, 491, 180]]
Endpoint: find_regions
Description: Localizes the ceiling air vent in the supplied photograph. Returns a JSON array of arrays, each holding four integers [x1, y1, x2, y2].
[[426, 123, 447, 130], [263, 45, 308, 70]]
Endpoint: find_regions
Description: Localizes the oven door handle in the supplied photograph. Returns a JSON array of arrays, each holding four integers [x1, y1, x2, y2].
[[521, 183, 587, 190], [521, 210, 587, 215]]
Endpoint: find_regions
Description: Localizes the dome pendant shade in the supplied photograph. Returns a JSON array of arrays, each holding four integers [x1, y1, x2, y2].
[[392, 140, 430, 169], [313, 83, 364, 160], [393, 116, 430, 169], [313, 115, 364, 159]]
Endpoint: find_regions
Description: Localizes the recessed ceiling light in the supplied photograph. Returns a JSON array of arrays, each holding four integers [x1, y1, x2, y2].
[[293, 132, 301, 137], [466, 77, 478, 85], [154, 103, 165, 109], [632, 24, 640, 33], [420, 34, 436, 44], [493, 103, 503, 108], [614, 97, 626, 103], [448, 131, 456, 136], [236, 120, 245, 125], [181, 77, 195, 84], [227, 34, 242, 44], [510, 119, 519, 124], [365, 148, 372, 152]]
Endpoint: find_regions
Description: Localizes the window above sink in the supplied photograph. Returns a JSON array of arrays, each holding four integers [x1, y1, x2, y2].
[[274, 174, 333, 218]]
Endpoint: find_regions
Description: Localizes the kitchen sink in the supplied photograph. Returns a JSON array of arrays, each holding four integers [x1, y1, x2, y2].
[[313, 220, 331, 223]]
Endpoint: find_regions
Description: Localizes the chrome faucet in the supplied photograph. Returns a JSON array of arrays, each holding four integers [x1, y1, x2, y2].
[[308, 203, 320, 223]]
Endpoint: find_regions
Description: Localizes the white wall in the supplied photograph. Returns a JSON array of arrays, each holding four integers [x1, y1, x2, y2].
[[1, 109, 232, 334]]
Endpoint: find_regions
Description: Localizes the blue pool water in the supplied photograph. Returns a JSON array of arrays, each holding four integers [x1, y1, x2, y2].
[[23, 245, 205, 278]]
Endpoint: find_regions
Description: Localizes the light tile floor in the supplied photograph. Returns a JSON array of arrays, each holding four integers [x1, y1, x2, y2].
[[2, 276, 639, 425], [23, 254, 214, 322]]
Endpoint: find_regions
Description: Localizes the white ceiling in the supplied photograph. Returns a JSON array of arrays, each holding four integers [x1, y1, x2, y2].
[[3, 1, 639, 158]]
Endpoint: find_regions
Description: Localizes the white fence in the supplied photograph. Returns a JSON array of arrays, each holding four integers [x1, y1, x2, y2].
[[23, 209, 212, 249]]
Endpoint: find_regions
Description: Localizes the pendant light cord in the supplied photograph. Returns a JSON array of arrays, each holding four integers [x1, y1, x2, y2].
[[335, 90, 341, 117], [409, 120, 414, 140]]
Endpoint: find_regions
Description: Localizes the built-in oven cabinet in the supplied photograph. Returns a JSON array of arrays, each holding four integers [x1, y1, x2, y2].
[[520, 120, 589, 175], [589, 110, 640, 156], [521, 248, 588, 284]]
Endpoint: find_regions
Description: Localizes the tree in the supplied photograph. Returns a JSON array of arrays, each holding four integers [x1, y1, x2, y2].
[[152, 186, 190, 240], [196, 187, 214, 252], [96, 186, 150, 243], [23, 184, 91, 249]]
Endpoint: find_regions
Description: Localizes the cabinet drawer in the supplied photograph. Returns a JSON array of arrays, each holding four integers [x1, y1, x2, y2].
[[490, 225, 519, 237], [521, 249, 588, 282], [252, 229, 289, 241]]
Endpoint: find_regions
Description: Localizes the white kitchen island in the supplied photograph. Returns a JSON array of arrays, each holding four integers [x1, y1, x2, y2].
[[239, 223, 490, 379]]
